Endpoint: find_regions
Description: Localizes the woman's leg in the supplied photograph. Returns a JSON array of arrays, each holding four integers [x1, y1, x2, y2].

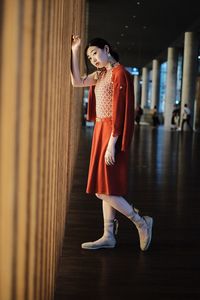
[[98, 194, 153, 251], [81, 198, 118, 250], [102, 200, 116, 221]]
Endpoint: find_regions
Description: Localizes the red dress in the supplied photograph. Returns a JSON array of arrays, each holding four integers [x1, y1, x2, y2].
[[86, 64, 134, 196]]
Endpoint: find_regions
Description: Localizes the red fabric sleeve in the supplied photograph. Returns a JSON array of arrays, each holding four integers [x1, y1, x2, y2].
[[112, 69, 127, 137]]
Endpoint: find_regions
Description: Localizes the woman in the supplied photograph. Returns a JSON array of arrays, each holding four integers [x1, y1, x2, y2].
[[71, 35, 153, 251]]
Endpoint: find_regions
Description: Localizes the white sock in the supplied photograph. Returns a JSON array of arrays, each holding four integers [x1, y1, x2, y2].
[[102, 200, 116, 222], [98, 194, 146, 230], [81, 200, 117, 249]]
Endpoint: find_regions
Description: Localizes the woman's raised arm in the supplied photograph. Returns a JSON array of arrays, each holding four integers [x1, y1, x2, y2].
[[71, 35, 96, 87]]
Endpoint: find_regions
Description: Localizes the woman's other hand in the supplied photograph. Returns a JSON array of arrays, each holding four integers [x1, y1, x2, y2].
[[105, 146, 115, 166]]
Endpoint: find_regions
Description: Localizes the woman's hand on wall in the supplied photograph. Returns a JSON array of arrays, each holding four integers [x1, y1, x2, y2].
[[71, 34, 81, 51]]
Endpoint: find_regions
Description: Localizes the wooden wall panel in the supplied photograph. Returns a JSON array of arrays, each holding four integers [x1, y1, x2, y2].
[[0, 0, 86, 299]]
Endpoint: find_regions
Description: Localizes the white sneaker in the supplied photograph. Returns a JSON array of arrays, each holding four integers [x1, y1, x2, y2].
[[81, 219, 118, 250], [136, 216, 153, 251], [81, 236, 116, 250]]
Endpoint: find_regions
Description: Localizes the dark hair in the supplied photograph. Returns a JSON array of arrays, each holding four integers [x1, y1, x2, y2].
[[84, 37, 119, 74]]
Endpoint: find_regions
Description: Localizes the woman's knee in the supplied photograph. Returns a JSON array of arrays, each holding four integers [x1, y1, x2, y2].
[[95, 193, 104, 199]]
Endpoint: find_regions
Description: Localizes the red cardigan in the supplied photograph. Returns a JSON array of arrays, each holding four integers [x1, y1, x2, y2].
[[87, 64, 135, 151]]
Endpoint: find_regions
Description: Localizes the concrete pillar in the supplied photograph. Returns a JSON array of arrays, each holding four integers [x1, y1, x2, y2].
[[194, 77, 200, 131], [134, 75, 140, 107], [151, 59, 160, 109], [164, 47, 178, 130], [141, 67, 148, 108], [180, 32, 198, 130]]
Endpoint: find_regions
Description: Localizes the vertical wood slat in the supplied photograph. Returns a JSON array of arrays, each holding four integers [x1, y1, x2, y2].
[[26, 1, 41, 298], [0, 1, 19, 299], [0, 0, 86, 299], [15, 0, 32, 298]]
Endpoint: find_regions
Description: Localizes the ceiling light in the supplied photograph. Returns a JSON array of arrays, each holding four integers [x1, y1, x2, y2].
[[137, 1, 141, 5], [121, 33, 124, 37], [125, 25, 129, 29]]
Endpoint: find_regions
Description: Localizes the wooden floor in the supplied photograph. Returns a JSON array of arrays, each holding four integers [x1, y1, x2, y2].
[[54, 125, 200, 300]]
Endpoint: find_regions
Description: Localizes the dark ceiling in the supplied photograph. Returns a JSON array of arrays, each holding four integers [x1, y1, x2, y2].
[[87, 0, 200, 69]]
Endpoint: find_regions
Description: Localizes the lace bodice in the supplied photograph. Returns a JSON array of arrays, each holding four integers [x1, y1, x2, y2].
[[95, 69, 113, 118]]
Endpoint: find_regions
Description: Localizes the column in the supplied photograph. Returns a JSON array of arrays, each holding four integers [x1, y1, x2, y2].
[[141, 67, 148, 108], [151, 59, 160, 109], [164, 47, 178, 130], [134, 75, 140, 107], [180, 32, 198, 130], [194, 77, 200, 131]]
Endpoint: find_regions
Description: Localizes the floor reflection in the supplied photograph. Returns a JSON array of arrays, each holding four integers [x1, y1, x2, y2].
[[55, 124, 200, 299]]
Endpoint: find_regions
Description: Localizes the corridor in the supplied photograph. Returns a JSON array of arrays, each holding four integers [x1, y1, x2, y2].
[[54, 125, 200, 299], [1, 1, 200, 299]]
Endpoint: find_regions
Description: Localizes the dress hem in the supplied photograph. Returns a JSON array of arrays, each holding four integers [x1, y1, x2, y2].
[[86, 191, 127, 197]]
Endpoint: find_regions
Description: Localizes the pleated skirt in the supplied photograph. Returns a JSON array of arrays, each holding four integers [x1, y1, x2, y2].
[[86, 118, 129, 196]]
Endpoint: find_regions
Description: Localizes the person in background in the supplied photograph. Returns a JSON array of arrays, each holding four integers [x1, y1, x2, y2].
[[71, 35, 153, 251], [181, 103, 193, 131], [151, 105, 160, 127], [171, 104, 180, 130], [135, 105, 143, 125]]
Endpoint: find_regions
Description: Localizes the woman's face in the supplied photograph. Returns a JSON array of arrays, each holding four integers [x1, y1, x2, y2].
[[87, 46, 108, 68]]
